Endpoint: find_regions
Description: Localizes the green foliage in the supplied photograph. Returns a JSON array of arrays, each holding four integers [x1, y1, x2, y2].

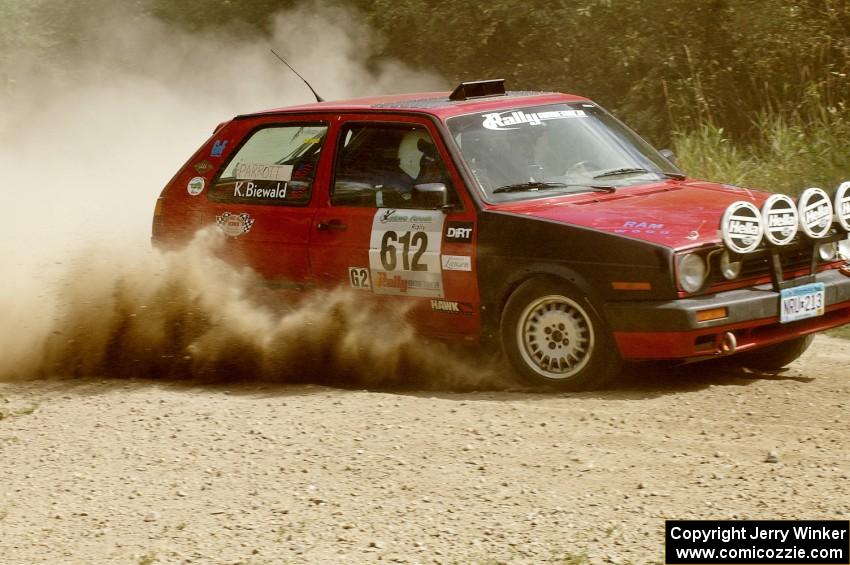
[[673, 86, 850, 194], [3, 1, 849, 146]]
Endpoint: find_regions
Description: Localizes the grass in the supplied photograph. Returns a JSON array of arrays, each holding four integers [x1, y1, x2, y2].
[[673, 98, 850, 196], [674, 92, 850, 342]]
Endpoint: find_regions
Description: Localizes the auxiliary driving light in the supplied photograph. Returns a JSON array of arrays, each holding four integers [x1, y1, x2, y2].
[[719, 250, 742, 280], [838, 237, 850, 262], [818, 242, 839, 261]]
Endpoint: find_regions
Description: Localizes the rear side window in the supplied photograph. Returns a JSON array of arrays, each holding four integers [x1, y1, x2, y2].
[[209, 123, 327, 206]]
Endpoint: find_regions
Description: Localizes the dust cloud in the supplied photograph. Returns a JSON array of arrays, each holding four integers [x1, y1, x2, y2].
[[1, 229, 503, 389], [0, 3, 505, 389]]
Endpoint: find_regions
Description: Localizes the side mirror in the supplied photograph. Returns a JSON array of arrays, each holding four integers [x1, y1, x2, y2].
[[414, 182, 450, 210], [659, 148, 678, 166]]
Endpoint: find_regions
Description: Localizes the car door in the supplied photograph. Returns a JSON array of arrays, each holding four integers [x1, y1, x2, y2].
[[309, 114, 481, 340], [201, 116, 332, 286]]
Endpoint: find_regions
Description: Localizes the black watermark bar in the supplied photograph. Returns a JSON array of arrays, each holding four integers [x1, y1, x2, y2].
[[666, 520, 849, 564]]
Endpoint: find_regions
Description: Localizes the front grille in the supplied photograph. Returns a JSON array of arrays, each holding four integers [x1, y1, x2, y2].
[[707, 242, 815, 288]]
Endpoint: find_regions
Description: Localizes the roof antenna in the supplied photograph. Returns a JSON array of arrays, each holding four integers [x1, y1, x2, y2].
[[270, 48, 324, 103]]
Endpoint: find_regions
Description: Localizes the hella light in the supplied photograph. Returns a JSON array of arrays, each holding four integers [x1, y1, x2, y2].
[[719, 250, 742, 280], [839, 238, 850, 261], [819, 242, 838, 261], [677, 253, 707, 293]]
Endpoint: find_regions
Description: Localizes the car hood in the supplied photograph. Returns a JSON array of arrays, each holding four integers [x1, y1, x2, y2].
[[489, 179, 769, 250]]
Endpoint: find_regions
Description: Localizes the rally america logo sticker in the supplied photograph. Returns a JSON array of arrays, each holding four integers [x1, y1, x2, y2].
[[761, 194, 799, 246], [797, 187, 833, 239], [720, 201, 764, 254], [215, 212, 254, 237], [482, 109, 587, 131]]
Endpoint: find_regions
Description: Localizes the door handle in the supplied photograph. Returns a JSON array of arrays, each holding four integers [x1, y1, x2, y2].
[[316, 220, 347, 232]]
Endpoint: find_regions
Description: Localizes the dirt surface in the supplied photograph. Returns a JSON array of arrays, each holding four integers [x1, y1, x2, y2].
[[0, 336, 848, 565]]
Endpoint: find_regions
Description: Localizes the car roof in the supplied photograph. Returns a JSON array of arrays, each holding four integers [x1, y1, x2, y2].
[[237, 90, 591, 121]]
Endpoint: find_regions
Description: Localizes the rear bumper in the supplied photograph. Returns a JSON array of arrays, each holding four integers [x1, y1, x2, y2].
[[606, 267, 850, 360]]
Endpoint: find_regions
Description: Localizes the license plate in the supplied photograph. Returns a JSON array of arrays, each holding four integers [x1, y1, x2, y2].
[[780, 282, 825, 323]]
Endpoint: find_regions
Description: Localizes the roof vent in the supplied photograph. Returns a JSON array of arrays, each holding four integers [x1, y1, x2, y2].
[[449, 79, 506, 101]]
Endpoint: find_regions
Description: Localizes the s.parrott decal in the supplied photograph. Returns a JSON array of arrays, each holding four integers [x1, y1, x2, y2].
[[193, 160, 214, 175], [445, 221, 474, 243], [211, 139, 228, 157], [215, 212, 254, 237], [234, 163, 293, 182], [187, 176, 206, 196]]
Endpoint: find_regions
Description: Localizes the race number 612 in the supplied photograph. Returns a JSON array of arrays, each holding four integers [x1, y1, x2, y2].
[[380, 231, 428, 272]]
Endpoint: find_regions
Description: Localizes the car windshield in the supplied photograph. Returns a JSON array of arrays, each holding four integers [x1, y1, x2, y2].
[[446, 102, 683, 202]]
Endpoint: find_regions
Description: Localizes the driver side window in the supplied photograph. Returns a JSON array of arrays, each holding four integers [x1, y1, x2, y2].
[[331, 122, 453, 209]]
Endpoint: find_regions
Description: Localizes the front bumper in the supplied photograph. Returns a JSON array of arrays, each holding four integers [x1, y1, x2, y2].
[[606, 267, 850, 360]]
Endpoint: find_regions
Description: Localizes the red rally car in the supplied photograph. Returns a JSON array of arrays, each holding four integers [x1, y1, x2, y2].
[[152, 79, 850, 390]]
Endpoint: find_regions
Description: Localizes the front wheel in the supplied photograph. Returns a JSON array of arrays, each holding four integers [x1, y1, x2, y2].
[[500, 277, 621, 390], [735, 334, 814, 371]]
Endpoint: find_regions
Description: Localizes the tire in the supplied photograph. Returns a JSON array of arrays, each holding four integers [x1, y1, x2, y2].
[[736, 334, 814, 371], [500, 277, 621, 390]]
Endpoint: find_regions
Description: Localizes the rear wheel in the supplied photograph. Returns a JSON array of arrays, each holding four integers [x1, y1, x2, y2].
[[500, 277, 621, 390], [736, 334, 814, 371]]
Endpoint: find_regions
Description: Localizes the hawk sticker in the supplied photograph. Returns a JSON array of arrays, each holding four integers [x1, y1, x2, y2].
[[216, 212, 254, 237]]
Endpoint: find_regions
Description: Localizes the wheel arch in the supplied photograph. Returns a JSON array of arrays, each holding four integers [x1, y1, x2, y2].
[[481, 261, 608, 344]]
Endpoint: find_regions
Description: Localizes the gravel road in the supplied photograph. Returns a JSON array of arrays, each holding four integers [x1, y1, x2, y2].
[[1, 336, 848, 564]]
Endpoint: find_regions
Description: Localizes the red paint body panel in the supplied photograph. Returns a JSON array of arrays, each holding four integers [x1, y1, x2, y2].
[[152, 88, 850, 369], [487, 180, 767, 251], [615, 302, 850, 360]]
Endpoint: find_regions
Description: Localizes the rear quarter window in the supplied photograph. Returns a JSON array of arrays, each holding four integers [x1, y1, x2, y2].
[[208, 123, 327, 206]]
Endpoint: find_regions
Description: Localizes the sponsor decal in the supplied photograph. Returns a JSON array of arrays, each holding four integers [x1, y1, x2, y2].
[[430, 300, 474, 315], [211, 139, 228, 157], [193, 160, 214, 175], [187, 176, 205, 196], [378, 209, 437, 226], [215, 211, 254, 237], [614, 220, 670, 235], [441, 255, 472, 271], [834, 181, 850, 232], [234, 163, 293, 182], [369, 208, 445, 298], [233, 181, 289, 199], [720, 201, 764, 254], [482, 109, 586, 131], [761, 194, 799, 245], [348, 267, 371, 290], [797, 187, 833, 238], [445, 221, 474, 242]]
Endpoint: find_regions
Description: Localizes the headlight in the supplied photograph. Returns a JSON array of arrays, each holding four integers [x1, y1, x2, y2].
[[818, 242, 838, 261], [719, 250, 742, 280], [677, 253, 707, 293], [839, 238, 850, 261]]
